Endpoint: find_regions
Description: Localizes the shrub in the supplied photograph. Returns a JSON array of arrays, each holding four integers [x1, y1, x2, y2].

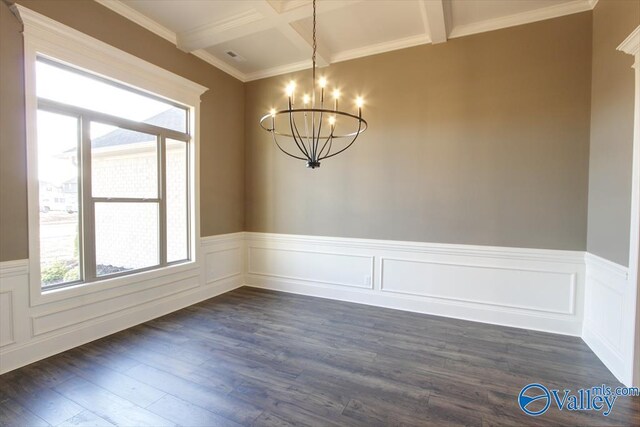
[[41, 261, 69, 285], [63, 266, 79, 282]]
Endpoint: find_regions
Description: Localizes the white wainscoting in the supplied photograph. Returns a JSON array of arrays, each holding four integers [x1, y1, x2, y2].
[[3, 230, 634, 386], [0, 233, 244, 374], [245, 232, 586, 336], [583, 253, 632, 385]]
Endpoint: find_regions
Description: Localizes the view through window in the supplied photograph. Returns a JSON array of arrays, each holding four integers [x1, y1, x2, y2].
[[36, 57, 191, 289]]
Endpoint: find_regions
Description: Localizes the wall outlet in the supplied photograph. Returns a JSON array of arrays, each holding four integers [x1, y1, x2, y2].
[[364, 275, 372, 287]]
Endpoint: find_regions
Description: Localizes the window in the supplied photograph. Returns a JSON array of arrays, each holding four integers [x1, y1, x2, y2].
[[35, 58, 191, 289]]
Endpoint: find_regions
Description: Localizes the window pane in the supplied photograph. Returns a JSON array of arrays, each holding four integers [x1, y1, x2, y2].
[[91, 123, 158, 198], [36, 58, 187, 133], [95, 203, 159, 276], [166, 139, 188, 262], [37, 110, 81, 287]]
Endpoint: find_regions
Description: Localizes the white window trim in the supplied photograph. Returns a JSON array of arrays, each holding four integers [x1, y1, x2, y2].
[[18, 5, 208, 306]]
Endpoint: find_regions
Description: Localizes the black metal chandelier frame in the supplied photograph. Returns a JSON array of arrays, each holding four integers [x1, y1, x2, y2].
[[259, 0, 368, 169]]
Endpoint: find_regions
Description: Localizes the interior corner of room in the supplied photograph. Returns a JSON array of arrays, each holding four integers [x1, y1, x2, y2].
[[0, 0, 639, 425]]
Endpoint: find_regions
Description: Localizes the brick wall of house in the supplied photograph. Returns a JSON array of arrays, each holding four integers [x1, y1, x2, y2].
[[92, 141, 188, 271]]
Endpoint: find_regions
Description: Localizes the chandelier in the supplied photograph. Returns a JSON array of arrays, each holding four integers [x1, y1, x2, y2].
[[259, 0, 368, 169]]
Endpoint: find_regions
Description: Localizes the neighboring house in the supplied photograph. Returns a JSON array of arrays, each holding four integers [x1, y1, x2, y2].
[[78, 109, 187, 270], [39, 179, 77, 213]]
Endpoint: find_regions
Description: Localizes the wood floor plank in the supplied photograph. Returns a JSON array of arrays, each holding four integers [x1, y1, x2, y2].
[[2, 386, 83, 426], [125, 364, 263, 425], [57, 410, 117, 427], [0, 397, 50, 427], [49, 352, 166, 409], [53, 376, 175, 427], [230, 375, 349, 422], [146, 394, 243, 427], [0, 287, 638, 426]]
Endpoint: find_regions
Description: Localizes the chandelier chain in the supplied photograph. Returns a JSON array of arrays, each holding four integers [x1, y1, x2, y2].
[[312, 0, 316, 84]]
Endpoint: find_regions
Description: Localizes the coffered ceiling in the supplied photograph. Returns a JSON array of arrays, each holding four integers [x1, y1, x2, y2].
[[95, 0, 598, 82]]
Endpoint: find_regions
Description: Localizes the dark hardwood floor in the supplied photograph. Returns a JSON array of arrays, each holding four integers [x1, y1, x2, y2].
[[1, 287, 638, 426]]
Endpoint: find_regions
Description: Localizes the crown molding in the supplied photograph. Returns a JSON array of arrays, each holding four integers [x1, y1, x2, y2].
[[94, 0, 247, 82], [176, 9, 265, 52], [93, 0, 597, 83], [17, 4, 208, 104], [244, 59, 313, 82], [243, 32, 430, 82], [618, 26, 640, 57], [449, 0, 594, 39], [331, 34, 431, 65], [94, 0, 176, 43], [190, 50, 248, 82]]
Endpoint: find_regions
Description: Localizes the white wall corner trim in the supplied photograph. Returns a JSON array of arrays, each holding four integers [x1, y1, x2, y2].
[[582, 253, 629, 384], [244, 232, 586, 337], [616, 25, 640, 387]]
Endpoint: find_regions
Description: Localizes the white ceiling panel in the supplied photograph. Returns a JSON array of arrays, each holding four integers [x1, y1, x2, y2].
[[204, 28, 309, 75], [97, 0, 597, 82], [449, 0, 577, 28], [121, 0, 258, 33], [291, 0, 426, 56]]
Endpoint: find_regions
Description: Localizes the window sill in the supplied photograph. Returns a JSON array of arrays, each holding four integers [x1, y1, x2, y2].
[[32, 259, 201, 307]]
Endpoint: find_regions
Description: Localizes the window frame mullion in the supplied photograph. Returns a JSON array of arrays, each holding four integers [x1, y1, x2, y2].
[[159, 135, 167, 267], [80, 115, 97, 282]]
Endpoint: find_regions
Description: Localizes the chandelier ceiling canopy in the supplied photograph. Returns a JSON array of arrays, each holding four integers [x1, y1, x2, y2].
[[259, 0, 368, 169]]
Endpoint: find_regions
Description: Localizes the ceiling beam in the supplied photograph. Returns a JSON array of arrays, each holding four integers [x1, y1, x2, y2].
[[176, 0, 359, 61], [177, 9, 268, 52], [420, 0, 448, 44], [253, 1, 330, 67]]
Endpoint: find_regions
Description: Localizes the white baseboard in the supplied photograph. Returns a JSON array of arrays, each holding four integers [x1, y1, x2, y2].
[[245, 232, 586, 336], [0, 233, 244, 374], [583, 252, 632, 385]]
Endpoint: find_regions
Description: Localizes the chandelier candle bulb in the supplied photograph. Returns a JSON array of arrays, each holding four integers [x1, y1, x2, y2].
[[258, 0, 367, 169], [286, 81, 295, 105]]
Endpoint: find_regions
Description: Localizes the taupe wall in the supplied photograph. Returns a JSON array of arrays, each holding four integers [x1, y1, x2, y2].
[[0, 0, 245, 262], [245, 12, 593, 250], [0, 1, 29, 262], [587, 0, 639, 267], [2, 1, 633, 263]]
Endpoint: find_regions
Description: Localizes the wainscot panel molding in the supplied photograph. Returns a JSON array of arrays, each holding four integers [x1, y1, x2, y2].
[[583, 252, 633, 386], [4, 232, 633, 386], [0, 233, 244, 374], [245, 232, 586, 336]]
